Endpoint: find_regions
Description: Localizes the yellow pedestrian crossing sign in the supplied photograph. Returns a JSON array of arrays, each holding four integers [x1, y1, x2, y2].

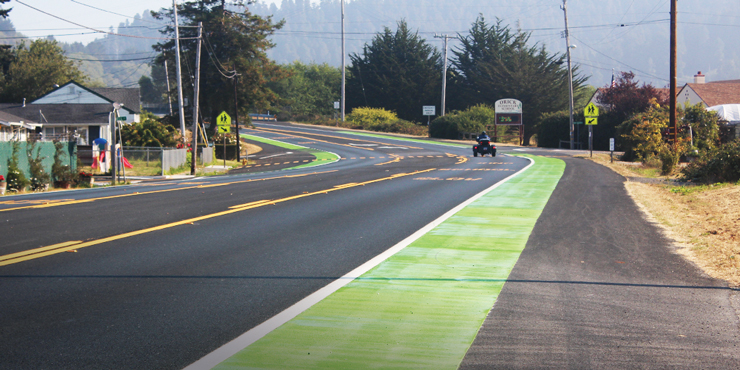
[[586, 117, 598, 126], [584, 103, 599, 117], [217, 111, 231, 133]]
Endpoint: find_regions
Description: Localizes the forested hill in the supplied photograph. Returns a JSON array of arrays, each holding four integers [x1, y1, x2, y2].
[[251, 0, 740, 88]]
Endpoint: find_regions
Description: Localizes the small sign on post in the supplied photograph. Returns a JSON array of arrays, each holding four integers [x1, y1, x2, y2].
[[584, 103, 599, 157], [423, 105, 436, 125], [334, 101, 340, 110], [610, 137, 615, 163]]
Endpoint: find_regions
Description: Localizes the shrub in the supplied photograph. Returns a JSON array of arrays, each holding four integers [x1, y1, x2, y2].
[[346, 107, 399, 128], [6, 142, 29, 192], [27, 142, 50, 191], [681, 140, 740, 183], [619, 103, 669, 162], [429, 104, 498, 140]]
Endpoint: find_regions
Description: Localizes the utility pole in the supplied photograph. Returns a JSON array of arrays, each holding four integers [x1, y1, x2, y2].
[[190, 22, 203, 175], [670, 0, 678, 148], [562, 0, 575, 150], [164, 60, 173, 116], [234, 73, 241, 163], [434, 34, 458, 116], [340, 0, 346, 122], [173, 0, 187, 137]]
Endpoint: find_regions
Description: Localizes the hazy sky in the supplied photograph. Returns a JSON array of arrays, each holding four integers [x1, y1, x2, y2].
[[5, 0, 288, 44]]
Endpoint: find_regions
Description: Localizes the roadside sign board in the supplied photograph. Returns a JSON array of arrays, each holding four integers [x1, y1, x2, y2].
[[586, 117, 598, 126], [610, 138, 615, 152], [495, 99, 523, 126], [217, 111, 231, 133], [584, 102, 599, 117], [217, 111, 231, 127], [334, 101, 340, 110], [495, 99, 522, 113], [574, 121, 584, 125], [423, 106, 436, 116]]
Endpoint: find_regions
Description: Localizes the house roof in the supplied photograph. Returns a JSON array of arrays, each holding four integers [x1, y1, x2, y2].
[[30, 81, 141, 114], [684, 83, 740, 107], [91, 87, 141, 113], [0, 103, 113, 125], [0, 109, 34, 124]]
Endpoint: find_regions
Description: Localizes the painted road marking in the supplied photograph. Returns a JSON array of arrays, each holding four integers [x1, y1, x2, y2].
[[186, 156, 565, 370], [0, 169, 436, 267], [0, 171, 337, 213]]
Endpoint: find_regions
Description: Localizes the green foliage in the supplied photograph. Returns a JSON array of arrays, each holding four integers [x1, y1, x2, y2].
[[597, 72, 669, 126], [121, 112, 177, 147], [346, 20, 441, 123], [269, 62, 341, 117], [0, 40, 87, 102], [681, 140, 740, 183], [659, 145, 681, 175], [52, 141, 77, 184], [449, 16, 588, 144], [6, 142, 29, 192], [27, 142, 50, 191], [347, 107, 399, 127], [619, 103, 669, 161], [429, 104, 499, 139], [536, 111, 570, 148], [152, 1, 286, 125], [681, 102, 721, 153]]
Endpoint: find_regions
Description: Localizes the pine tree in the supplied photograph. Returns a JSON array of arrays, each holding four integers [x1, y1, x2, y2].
[[346, 20, 441, 123]]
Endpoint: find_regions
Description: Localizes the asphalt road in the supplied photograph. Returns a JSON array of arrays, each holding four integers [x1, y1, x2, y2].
[[0, 123, 527, 369], [459, 153, 740, 369]]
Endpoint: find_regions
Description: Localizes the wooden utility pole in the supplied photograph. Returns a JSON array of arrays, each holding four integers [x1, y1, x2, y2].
[[234, 73, 241, 163], [562, 0, 575, 150], [670, 0, 678, 148], [190, 22, 203, 175]]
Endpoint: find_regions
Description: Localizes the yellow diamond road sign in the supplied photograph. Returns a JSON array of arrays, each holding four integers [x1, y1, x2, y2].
[[584, 103, 599, 117], [586, 117, 598, 126], [217, 111, 231, 127]]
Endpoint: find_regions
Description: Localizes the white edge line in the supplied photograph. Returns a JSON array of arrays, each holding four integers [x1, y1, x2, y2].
[[183, 156, 537, 370]]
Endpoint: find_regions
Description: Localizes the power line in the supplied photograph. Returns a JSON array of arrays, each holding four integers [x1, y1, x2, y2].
[[15, 0, 198, 41]]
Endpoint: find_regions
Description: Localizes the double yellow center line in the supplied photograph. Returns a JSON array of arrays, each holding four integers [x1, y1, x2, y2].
[[0, 169, 436, 267]]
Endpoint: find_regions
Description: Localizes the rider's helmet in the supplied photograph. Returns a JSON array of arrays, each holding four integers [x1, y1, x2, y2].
[[481, 131, 487, 136]]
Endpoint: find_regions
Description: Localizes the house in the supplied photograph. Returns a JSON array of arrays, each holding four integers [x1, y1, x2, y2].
[[677, 72, 740, 107], [0, 81, 141, 144], [0, 110, 41, 141]]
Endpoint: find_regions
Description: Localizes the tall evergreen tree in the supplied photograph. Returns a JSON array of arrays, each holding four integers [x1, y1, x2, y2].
[[450, 16, 588, 144], [0, 0, 10, 19], [346, 20, 441, 123], [151, 0, 285, 126]]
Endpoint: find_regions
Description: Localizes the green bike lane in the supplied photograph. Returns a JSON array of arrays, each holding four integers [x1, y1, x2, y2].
[[188, 155, 565, 369]]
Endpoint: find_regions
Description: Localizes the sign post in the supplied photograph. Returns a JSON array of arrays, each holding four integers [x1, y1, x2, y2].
[[423, 106, 436, 126], [217, 111, 231, 168], [610, 137, 615, 163], [494, 99, 523, 145], [584, 102, 599, 157]]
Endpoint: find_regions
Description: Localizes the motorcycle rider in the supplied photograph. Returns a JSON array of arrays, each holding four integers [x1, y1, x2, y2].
[[477, 131, 490, 145]]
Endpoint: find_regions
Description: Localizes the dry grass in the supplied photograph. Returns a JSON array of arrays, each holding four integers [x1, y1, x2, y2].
[[585, 153, 740, 287]]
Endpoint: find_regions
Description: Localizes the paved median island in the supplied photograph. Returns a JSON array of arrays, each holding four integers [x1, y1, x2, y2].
[[208, 155, 565, 369]]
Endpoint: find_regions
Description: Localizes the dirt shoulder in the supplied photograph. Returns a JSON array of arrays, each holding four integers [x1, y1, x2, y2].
[[584, 153, 740, 287]]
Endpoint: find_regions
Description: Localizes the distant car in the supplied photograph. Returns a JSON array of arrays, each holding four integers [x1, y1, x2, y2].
[[473, 137, 496, 157]]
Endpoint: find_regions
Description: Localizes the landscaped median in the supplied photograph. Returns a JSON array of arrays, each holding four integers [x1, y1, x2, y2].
[[200, 155, 565, 369], [241, 134, 340, 170]]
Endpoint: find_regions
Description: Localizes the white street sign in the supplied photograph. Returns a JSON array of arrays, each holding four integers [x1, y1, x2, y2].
[[495, 99, 523, 114], [423, 106, 436, 116]]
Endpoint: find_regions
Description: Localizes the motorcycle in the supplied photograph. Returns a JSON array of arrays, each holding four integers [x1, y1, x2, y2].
[[473, 138, 496, 157]]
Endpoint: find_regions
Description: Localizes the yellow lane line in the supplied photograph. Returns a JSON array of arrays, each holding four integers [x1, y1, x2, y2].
[[0, 168, 436, 267], [0, 171, 337, 213]]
